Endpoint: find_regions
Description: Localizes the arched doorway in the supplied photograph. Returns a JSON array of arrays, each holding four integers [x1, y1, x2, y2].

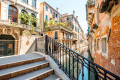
[[0, 35, 15, 56]]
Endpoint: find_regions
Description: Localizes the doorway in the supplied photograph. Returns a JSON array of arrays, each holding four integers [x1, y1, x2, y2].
[[0, 35, 15, 57]]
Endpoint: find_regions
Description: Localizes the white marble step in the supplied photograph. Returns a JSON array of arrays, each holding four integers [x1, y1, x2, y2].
[[0, 60, 48, 76], [0, 53, 42, 65], [43, 74, 60, 80], [8, 67, 53, 80]]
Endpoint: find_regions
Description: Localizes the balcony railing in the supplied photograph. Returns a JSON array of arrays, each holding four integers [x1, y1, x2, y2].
[[0, 20, 41, 32], [45, 35, 120, 80], [44, 25, 72, 32]]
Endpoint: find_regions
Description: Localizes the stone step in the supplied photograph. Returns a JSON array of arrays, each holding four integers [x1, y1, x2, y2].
[[0, 53, 45, 69], [8, 67, 54, 80], [43, 74, 60, 80], [0, 61, 49, 80]]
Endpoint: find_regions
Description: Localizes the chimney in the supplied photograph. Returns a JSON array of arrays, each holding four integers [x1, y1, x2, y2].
[[73, 11, 75, 16], [56, 7, 58, 11], [76, 16, 78, 20]]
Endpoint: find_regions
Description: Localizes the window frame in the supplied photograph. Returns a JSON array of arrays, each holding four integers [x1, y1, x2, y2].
[[21, 9, 28, 25], [72, 24, 74, 29], [54, 31, 58, 39], [101, 35, 108, 58], [50, 9, 52, 14], [96, 38, 101, 53], [45, 15, 48, 21], [46, 6, 48, 11], [32, 0, 36, 8], [31, 13, 37, 27], [67, 17, 69, 21], [8, 5, 18, 22], [63, 32, 64, 39], [23, 0, 28, 3], [56, 14, 58, 18]]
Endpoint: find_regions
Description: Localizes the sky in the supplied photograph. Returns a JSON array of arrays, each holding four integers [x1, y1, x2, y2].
[[39, 0, 88, 34]]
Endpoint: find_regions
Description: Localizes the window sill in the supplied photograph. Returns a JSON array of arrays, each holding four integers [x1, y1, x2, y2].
[[102, 52, 108, 59], [97, 50, 101, 54]]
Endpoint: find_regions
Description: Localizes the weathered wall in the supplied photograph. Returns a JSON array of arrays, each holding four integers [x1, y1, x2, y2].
[[93, 2, 120, 76], [19, 35, 40, 55]]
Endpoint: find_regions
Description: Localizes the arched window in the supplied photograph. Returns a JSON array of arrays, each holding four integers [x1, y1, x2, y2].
[[31, 13, 37, 27], [8, 5, 18, 22], [21, 10, 28, 24], [31, 13, 36, 18], [21, 10, 28, 14]]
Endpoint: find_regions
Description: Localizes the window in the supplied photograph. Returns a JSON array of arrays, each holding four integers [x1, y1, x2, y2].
[[46, 6, 48, 11], [55, 31, 58, 39], [21, 10, 28, 24], [101, 38, 107, 53], [67, 33, 69, 39], [50, 18, 52, 20], [97, 39, 100, 51], [53, 12, 55, 17], [8, 5, 18, 22], [45, 15, 48, 21], [72, 25, 74, 29], [67, 17, 69, 21], [63, 32, 64, 39], [75, 26, 77, 31], [61, 19, 62, 22], [23, 0, 28, 3], [21, 9, 27, 14], [78, 29, 79, 33], [32, 0, 36, 8], [50, 9, 52, 14], [56, 14, 58, 18], [31, 13, 37, 27]]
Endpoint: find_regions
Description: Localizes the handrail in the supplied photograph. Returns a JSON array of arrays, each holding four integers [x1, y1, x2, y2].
[[45, 35, 120, 80]]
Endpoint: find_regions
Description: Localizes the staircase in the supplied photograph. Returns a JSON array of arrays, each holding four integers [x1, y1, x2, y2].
[[0, 53, 60, 80]]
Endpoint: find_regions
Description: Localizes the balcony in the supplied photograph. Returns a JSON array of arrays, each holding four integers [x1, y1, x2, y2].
[[44, 25, 72, 33], [87, 1, 95, 7], [72, 37, 78, 41], [0, 20, 41, 32], [100, 0, 118, 13]]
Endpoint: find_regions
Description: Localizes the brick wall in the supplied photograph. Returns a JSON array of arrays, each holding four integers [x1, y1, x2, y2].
[[93, 5, 120, 76]]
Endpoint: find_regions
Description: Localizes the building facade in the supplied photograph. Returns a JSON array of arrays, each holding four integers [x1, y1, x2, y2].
[[40, 2, 61, 32], [42, 1, 84, 53], [86, 0, 120, 76], [0, 0, 40, 56], [60, 12, 84, 53]]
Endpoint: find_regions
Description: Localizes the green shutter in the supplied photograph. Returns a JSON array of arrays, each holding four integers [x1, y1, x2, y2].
[[55, 31, 58, 39]]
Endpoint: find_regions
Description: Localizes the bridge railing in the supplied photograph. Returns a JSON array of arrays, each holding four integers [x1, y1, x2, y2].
[[45, 35, 120, 80]]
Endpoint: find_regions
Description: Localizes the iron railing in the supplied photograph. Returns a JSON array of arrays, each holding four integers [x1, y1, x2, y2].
[[45, 35, 120, 80]]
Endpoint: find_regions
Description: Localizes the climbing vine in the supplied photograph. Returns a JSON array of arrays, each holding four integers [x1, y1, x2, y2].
[[19, 13, 40, 34]]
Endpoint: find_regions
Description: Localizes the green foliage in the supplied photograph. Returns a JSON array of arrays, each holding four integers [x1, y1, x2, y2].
[[44, 19, 72, 31], [49, 19, 54, 25], [19, 13, 39, 33]]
